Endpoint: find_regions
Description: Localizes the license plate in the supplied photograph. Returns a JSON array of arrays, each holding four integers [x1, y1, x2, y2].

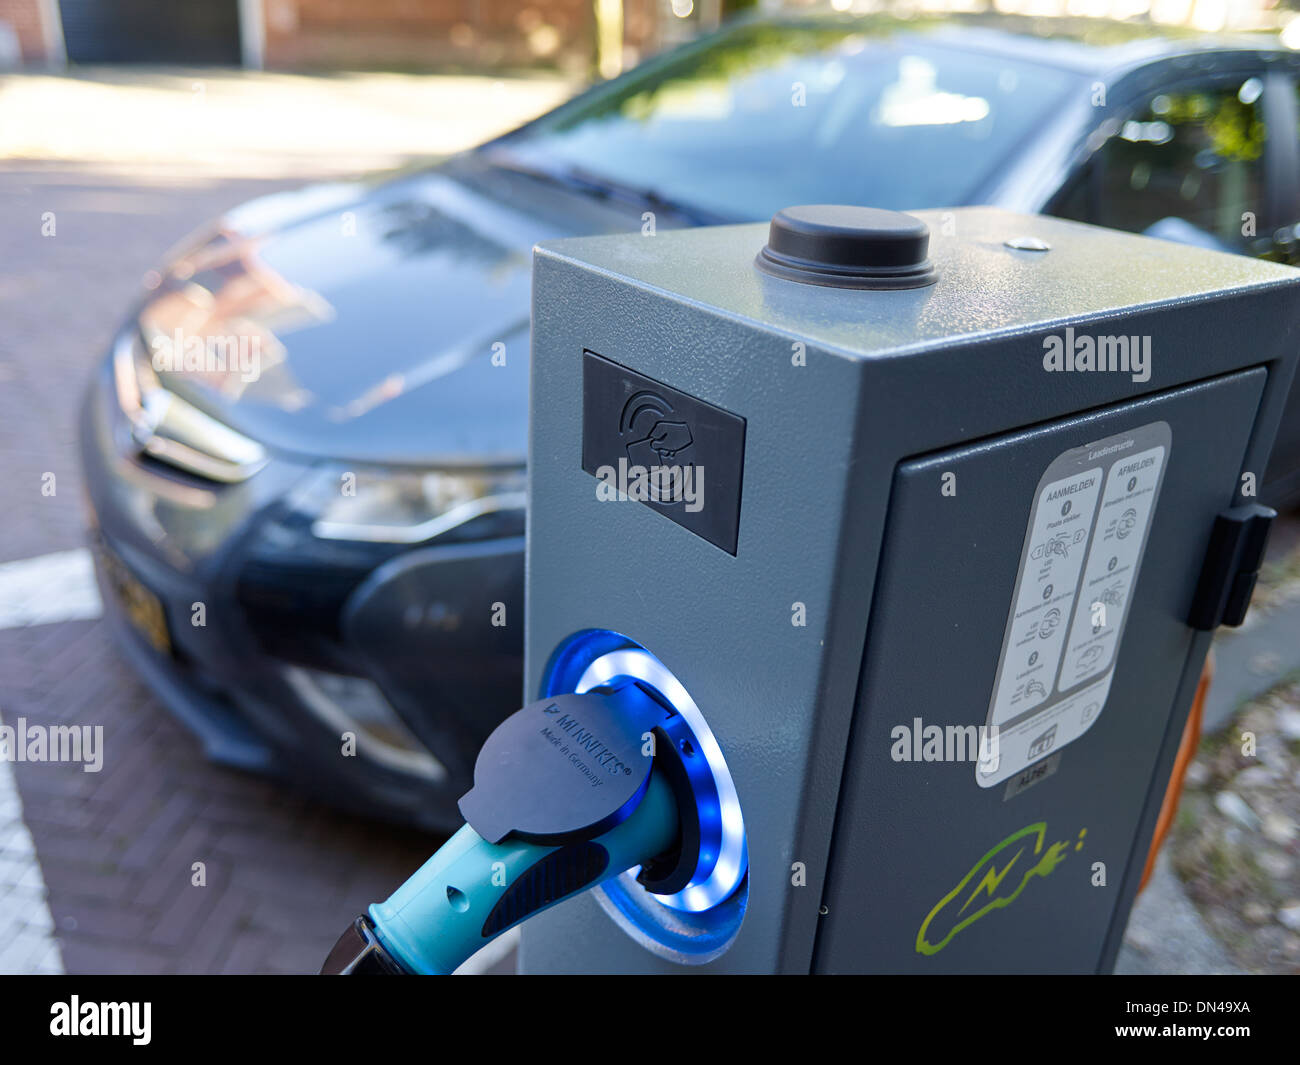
[[98, 544, 171, 656]]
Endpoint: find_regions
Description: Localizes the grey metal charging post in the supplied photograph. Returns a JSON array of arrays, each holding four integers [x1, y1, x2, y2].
[[521, 206, 1300, 973]]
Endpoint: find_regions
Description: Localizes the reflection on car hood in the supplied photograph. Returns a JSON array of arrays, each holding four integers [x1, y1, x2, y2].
[[139, 166, 602, 467]]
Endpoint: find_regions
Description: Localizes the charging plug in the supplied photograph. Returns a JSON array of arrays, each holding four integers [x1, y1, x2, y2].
[[322, 684, 689, 974]]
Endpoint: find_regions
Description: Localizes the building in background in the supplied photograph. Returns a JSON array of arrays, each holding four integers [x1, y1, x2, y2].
[[0, 0, 743, 75], [0, 1, 1297, 76]]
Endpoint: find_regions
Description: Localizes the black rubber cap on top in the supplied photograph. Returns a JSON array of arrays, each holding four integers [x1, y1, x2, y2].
[[756, 204, 937, 290]]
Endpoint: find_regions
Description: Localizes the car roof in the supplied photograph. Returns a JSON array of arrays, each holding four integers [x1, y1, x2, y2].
[[764, 10, 1297, 81]]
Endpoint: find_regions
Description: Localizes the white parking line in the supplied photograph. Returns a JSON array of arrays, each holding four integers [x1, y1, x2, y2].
[[0, 551, 81, 972], [0, 549, 102, 630], [0, 711, 64, 974]]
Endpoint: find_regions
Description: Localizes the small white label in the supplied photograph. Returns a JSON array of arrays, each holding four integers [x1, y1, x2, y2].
[[1059, 445, 1165, 691], [988, 466, 1102, 725], [978, 422, 1170, 787]]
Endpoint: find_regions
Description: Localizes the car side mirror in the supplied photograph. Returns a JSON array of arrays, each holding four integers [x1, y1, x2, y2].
[[1141, 217, 1239, 255], [1269, 223, 1300, 265]]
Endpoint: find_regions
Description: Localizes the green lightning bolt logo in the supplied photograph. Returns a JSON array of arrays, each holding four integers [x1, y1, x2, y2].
[[915, 822, 1083, 956]]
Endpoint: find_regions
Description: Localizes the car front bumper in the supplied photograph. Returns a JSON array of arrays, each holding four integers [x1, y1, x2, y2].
[[79, 347, 523, 831]]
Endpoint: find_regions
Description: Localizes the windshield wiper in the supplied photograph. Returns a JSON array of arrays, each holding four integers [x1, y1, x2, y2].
[[480, 149, 738, 227]]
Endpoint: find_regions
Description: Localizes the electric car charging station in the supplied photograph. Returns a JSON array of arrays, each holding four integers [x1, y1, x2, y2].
[[326, 204, 1300, 975]]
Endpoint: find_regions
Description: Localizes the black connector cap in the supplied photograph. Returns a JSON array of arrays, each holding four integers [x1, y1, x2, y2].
[[756, 204, 938, 289], [458, 689, 658, 846]]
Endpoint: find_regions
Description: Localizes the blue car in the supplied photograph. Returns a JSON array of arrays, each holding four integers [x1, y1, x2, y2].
[[81, 10, 1300, 829]]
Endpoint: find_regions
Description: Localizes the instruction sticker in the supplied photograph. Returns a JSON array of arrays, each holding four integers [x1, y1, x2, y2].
[[977, 422, 1170, 787]]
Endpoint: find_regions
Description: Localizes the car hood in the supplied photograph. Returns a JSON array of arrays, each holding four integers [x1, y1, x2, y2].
[[138, 163, 617, 467]]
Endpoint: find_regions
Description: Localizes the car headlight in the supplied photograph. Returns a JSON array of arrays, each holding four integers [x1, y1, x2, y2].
[[303, 466, 526, 544], [112, 329, 267, 483]]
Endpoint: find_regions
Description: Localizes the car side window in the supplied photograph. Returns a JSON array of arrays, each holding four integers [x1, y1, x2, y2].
[[1057, 78, 1268, 253]]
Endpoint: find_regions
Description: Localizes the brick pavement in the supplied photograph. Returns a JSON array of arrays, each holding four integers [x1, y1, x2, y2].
[[0, 615, 437, 974], [0, 727, 62, 975]]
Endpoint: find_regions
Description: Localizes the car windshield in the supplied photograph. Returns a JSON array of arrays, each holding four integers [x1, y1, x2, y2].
[[490, 19, 1083, 222]]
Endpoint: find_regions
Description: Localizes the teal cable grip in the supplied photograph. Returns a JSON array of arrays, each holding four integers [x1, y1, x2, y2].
[[369, 768, 678, 974]]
